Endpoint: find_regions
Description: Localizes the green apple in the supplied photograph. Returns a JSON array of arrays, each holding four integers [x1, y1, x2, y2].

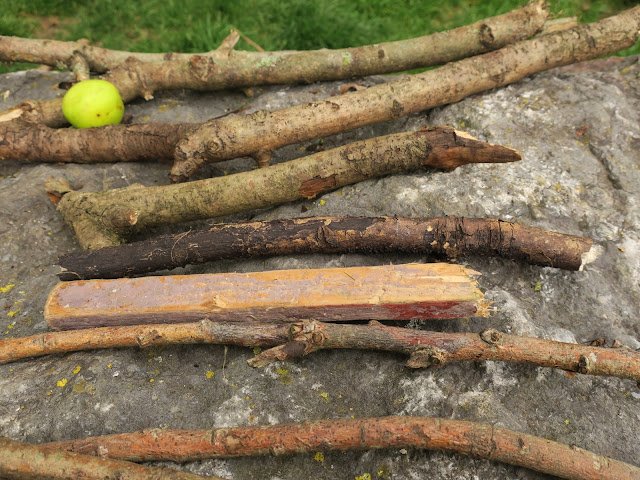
[[62, 79, 125, 128]]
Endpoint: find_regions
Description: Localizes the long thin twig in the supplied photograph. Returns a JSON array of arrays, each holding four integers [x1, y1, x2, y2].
[[2, 320, 639, 387], [56, 216, 596, 280], [0, 436, 224, 480], [43, 416, 640, 480], [48, 127, 521, 249]]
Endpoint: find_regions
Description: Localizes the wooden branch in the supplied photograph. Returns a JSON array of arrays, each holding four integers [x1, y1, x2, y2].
[[0, 2, 548, 86], [247, 321, 640, 385], [49, 127, 521, 249], [43, 416, 640, 480], [56, 216, 596, 281], [169, 5, 640, 181], [0, 119, 196, 163], [3, 319, 639, 388], [44, 263, 486, 330], [0, 436, 224, 480]]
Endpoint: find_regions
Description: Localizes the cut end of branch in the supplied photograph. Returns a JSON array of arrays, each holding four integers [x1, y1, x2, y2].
[[579, 244, 602, 271]]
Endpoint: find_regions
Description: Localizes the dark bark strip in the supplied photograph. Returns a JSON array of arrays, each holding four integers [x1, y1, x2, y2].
[[57, 216, 595, 280]]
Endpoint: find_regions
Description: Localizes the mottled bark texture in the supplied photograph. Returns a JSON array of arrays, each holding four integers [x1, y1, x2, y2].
[[0, 2, 549, 128], [0, 119, 196, 163], [0, 436, 223, 480], [3, 320, 639, 387], [44, 263, 486, 330], [50, 127, 521, 249], [44, 417, 640, 480], [57, 216, 596, 281], [170, 5, 640, 181]]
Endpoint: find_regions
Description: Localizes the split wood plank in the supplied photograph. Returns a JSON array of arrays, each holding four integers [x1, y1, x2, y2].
[[44, 263, 486, 330]]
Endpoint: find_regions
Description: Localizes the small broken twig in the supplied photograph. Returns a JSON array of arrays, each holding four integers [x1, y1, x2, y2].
[[49, 127, 521, 249], [43, 416, 640, 480], [2, 320, 639, 388], [56, 216, 596, 280], [44, 263, 486, 330], [0, 436, 224, 480]]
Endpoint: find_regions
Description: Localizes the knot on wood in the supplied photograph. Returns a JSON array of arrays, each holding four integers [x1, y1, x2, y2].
[[406, 346, 448, 369], [289, 320, 327, 352], [480, 329, 504, 346], [135, 330, 163, 348], [578, 353, 597, 375], [189, 55, 216, 83]]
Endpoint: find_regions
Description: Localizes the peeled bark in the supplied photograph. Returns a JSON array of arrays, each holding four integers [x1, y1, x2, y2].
[[44, 417, 640, 480], [170, 5, 640, 181], [0, 2, 549, 127], [50, 127, 521, 249], [0, 436, 223, 480], [56, 216, 596, 281], [44, 263, 486, 330]]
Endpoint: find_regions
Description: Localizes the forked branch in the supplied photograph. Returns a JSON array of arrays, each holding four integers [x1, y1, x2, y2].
[[43, 416, 640, 480], [2, 320, 639, 387]]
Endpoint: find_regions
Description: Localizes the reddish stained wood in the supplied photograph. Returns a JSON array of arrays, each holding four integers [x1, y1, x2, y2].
[[44, 263, 486, 330]]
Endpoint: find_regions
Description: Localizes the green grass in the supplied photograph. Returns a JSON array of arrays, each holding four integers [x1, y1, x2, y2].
[[0, 0, 638, 74]]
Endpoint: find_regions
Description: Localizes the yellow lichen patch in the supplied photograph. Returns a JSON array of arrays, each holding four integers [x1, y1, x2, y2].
[[0, 284, 15, 293], [72, 380, 95, 394], [355, 474, 372, 480], [319, 199, 326, 206], [320, 392, 330, 402], [56, 378, 68, 388], [73, 365, 82, 374], [7, 309, 20, 318], [206, 371, 215, 379], [314, 452, 324, 462]]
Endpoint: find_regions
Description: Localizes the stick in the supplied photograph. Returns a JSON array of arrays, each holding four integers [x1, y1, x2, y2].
[[2, 320, 639, 387], [0, 119, 196, 163], [43, 416, 640, 480], [49, 127, 521, 249], [0, 2, 547, 110], [56, 216, 596, 280], [170, 5, 640, 181], [44, 263, 486, 330], [0, 436, 224, 480]]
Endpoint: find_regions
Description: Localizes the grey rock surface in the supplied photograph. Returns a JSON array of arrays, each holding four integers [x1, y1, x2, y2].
[[1, 56, 639, 479]]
